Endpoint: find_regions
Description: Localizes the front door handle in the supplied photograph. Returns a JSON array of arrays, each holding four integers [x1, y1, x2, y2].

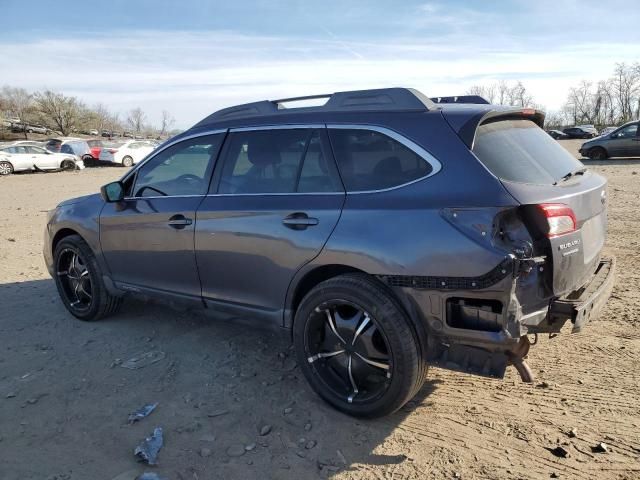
[[282, 212, 319, 230], [168, 214, 193, 229]]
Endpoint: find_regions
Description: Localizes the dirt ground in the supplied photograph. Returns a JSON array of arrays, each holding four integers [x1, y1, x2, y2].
[[0, 139, 638, 480]]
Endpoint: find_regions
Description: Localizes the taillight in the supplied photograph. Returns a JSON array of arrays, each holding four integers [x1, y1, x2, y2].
[[537, 204, 577, 237]]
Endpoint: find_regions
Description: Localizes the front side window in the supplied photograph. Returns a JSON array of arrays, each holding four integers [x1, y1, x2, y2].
[[328, 128, 433, 192], [218, 129, 341, 194], [132, 134, 224, 197]]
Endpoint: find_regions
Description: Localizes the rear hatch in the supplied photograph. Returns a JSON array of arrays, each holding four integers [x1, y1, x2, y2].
[[470, 117, 607, 296]]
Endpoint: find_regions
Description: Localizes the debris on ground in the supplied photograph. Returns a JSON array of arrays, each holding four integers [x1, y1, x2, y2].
[[546, 446, 570, 458], [592, 442, 609, 453], [206, 409, 229, 418], [137, 474, 166, 480], [121, 351, 166, 370], [199, 447, 212, 457], [128, 403, 158, 424], [567, 428, 578, 438], [134, 427, 164, 465], [226, 444, 246, 457], [259, 424, 272, 436], [537, 381, 551, 389]]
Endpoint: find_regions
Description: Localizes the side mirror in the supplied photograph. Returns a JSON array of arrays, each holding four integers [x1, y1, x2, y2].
[[100, 181, 125, 202]]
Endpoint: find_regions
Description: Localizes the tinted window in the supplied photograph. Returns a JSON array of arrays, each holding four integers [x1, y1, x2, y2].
[[218, 129, 341, 194], [473, 120, 584, 184], [60, 144, 74, 154], [133, 134, 224, 197], [616, 124, 638, 138], [328, 129, 432, 192]]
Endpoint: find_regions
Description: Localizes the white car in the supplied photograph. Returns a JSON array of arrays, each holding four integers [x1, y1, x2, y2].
[[98, 140, 156, 167], [0, 144, 84, 175]]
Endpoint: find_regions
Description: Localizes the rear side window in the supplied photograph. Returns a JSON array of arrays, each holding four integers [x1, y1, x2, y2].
[[473, 120, 584, 184], [218, 129, 342, 194], [328, 128, 432, 192]]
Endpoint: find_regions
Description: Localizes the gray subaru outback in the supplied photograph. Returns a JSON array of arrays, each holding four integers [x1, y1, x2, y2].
[[44, 88, 615, 418]]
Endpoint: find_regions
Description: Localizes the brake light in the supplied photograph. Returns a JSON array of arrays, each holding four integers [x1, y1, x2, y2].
[[537, 204, 577, 237], [521, 108, 536, 115]]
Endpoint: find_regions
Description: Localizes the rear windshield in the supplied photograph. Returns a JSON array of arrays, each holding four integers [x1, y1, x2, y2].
[[473, 119, 584, 184]]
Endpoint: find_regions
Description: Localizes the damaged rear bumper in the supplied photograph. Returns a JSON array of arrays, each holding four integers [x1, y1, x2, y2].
[[549, 257, 615, 333]]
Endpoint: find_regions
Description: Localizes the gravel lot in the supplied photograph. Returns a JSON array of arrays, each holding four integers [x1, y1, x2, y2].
[[0, 140, 638, 479]]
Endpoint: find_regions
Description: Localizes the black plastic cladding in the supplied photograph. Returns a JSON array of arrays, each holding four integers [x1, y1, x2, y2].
[[378, 257, 514, 290]]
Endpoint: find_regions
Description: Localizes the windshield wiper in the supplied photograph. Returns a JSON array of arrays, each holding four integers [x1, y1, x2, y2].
[[555, 167, 587, 184]]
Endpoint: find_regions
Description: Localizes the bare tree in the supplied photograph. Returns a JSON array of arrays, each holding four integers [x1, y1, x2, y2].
[[90, 103, 111, 132], [159, 110, 175, 138], [1, 86, 35, 138], [611, 62, 640, 123], [35, 90, 83, 136], [127, 107, 146, 135], [466, 80, 535, 107]]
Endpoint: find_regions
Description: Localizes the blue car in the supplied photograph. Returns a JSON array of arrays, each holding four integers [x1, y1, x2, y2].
[[44, 88, 614, 417]]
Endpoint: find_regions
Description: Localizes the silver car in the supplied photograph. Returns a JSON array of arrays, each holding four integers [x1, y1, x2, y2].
[[579, 121, 640, 159]]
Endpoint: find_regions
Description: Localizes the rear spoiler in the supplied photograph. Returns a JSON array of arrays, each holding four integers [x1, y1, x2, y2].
[[443, 107, 546, 148]]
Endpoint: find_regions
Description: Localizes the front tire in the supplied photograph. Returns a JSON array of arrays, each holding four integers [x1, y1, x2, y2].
[[588, 147, 608, 160], [122, 156, 133, 167], [294, 274, 425, 418], [60, 159, 76, 171], [0, 161, 14, 176], [53, 235, 121, 321]]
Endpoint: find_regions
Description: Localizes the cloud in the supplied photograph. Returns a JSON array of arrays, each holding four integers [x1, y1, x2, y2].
[[1, 29, 637, 127]]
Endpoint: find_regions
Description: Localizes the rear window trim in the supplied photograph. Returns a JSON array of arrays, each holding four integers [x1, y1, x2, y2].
[[327, 123, 442, 194]]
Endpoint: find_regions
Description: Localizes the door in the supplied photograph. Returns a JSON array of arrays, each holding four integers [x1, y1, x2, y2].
[[27, 146, 59, 169], [100, 133, 225, 298], [195, 127, 345, 321], [607, 123, 638, 157]]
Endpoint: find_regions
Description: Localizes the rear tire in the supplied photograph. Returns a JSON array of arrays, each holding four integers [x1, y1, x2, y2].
[[53, 235, 122, 321], [0, 161, 14, 176], [294, 273, 425, 418], [588, 147, 608, 160], [122, 156, 133, 167]]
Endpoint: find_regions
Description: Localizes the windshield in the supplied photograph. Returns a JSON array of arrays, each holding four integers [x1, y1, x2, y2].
[[473, 119, 585, 184]]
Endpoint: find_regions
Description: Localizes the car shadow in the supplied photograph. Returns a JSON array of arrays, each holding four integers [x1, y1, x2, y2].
[[0, 278, 441, 480]]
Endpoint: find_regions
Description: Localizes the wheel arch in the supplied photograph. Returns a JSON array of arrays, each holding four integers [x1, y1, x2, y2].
[[286, 264, 364, 330], [590, 145, 609, 156], [285, 264, 429, 353], [52, 227, 84, 253]]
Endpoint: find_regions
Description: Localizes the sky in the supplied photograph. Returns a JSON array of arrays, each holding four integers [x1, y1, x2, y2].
[[1, 0, 638, 128]]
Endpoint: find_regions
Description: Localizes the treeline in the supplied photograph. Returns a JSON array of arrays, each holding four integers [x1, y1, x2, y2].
[[0, 86, 179, 139], [466, 62, 640, 129], [553, 62, 640, 128]]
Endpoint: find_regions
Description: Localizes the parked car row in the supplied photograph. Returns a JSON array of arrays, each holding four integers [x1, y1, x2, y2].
[[0, 140, 83, 175], [9, 122, 52, 135], [0, 137, 161, 175]]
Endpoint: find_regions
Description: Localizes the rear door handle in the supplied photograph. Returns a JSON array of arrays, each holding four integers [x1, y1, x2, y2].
[[168, 214, 193, 229], [282, 212, 319, 230]]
